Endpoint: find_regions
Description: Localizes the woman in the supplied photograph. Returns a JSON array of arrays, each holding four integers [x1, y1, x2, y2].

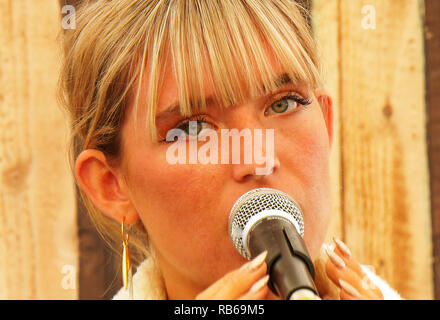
[[60, 0, 401, 300]]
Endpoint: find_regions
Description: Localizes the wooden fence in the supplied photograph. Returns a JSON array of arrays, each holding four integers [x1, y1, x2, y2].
[[314, 0, 433, 299], [0, 0, 77, 299]]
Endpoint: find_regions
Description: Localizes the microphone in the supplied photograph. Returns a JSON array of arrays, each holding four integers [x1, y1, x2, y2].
[[228, 188, 320, 300]]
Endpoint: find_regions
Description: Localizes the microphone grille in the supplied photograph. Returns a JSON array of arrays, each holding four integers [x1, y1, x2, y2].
[[228, 188, 304, 259]]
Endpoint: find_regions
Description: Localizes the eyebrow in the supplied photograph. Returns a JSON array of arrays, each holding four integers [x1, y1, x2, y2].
[[155, 72, 292, 121], [268, 72, 293, 91]]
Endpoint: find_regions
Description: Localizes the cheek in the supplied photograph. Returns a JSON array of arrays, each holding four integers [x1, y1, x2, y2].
[[126, 147, 231, 263], [278, 109, 330, 177], [276, 107, 331, 258], [129, 152, 218, 220]]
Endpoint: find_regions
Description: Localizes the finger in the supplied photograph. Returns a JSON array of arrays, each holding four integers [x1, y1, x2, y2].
[[339, 286, 360, 300], [325, 260, 363, 295], [331, 239, 384, 299], [196, 251, 268, 300], [332, 238, 363, 277], [214, 255, 268, 299], [238, 275, 270, 300], [325, 249, 382, 300]]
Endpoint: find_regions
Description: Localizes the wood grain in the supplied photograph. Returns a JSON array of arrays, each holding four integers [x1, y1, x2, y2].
[[338, 0, 432, 299], [0, 0, 78, 299], [313, 0, 433, 300]]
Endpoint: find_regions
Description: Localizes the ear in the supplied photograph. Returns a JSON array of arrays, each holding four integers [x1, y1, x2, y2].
[[75, 149, 139, 225], [314, 88, 334, 149]]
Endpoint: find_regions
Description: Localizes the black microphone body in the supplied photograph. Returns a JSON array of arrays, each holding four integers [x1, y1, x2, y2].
[[228, 188, 319, 300], [247, 216, 317, 299]]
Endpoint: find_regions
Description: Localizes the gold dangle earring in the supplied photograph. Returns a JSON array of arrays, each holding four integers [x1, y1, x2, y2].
[[121, 217, 133, 299]]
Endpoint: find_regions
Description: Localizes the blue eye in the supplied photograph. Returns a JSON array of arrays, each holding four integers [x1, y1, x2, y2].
[[177, 119, 207, 136], [266, 94, 312, 115], [165, 116, 212, 142]]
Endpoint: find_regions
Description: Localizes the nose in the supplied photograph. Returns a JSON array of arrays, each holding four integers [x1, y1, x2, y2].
[[226, 103, 280, 183], [231, 155, 280, 183], [227, 128, 280, 182]]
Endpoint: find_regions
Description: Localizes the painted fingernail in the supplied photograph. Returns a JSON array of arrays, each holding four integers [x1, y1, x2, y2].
[[333, 237, 352, 257], [249, 275, 270, 293], [325, 246, 346, 269], [247, 251, 268, 272], [339, 279, 361, 298]]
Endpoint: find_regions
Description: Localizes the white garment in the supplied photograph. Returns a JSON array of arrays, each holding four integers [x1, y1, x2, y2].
[[113, 257, 167, 300], [113, 246, 403, 300], [361, 265, 402, 299]]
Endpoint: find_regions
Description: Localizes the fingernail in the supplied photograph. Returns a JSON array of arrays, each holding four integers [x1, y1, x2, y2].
[[249, 275, 270, 293], [333, 237, 352, 257], [325, 246, 346, 269], [339, 279, 361, 298], [247, 251, 268, 272]]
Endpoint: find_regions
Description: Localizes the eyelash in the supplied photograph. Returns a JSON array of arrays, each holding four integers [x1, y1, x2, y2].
[[161, 115, 211, 143], [267, 93, 312, 114], [160, 93, 312, 143], [285, 94, 312, 106], [175, 114, 210, 131]]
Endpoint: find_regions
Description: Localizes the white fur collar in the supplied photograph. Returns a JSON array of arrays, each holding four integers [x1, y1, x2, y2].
[[112, 246, 403, 300], [113, 257, 167, 300]]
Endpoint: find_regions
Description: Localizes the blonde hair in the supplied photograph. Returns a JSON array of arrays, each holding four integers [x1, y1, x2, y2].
[[59, 0, 322, 264]]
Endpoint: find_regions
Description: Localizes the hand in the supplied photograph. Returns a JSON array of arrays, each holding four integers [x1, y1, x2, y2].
[[322, 238, 384, 300], [195, 251, 270, 300]]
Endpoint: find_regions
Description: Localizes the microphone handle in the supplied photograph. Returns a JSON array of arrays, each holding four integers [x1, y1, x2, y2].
[[247, 217, 319, 300]]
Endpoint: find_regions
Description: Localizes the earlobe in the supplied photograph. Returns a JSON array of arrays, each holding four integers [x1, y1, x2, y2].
[[75, 149, 139, 225]]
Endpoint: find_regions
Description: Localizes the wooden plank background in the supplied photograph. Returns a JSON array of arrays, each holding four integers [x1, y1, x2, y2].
[[0, 0, 78, 299], [313, 0, 433, 299], [0, 0, 436, 300]]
